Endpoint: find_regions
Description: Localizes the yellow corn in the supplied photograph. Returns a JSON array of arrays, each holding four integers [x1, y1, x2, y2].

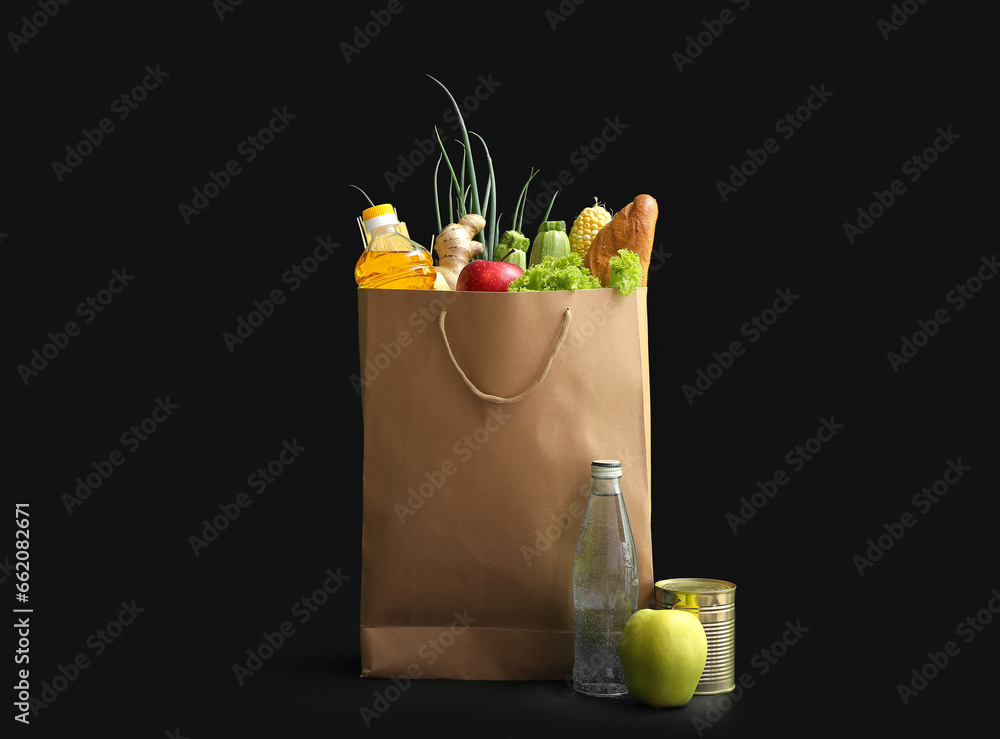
[[569, 199, 612, 262]]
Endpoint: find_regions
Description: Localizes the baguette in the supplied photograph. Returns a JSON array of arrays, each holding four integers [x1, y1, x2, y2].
[[586, 194, 658, 287]]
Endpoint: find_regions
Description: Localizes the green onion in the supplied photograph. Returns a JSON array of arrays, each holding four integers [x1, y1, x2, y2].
[[427, 76, 481, 219], [514, 168, 539, 234], [428, 75, 498, 259], [428, 76, 547, 262], [542, 190, 559, 222], [471, 131, 497, 260], [431, 156, 443, 236], [350, 184, 376, 207]]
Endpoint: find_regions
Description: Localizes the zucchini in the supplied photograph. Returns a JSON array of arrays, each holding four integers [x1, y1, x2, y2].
[[529, 220, 570, 267], [495, 229, 529, 269]]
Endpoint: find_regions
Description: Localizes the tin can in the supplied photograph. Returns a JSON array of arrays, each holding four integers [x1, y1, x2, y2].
[[654, 578, 736, 695]]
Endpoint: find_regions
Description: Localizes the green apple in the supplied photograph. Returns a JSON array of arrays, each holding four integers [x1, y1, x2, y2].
[[619, 608, 708, 707]]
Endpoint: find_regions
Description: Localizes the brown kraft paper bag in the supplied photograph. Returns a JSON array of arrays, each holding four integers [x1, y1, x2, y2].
[[357, 286, 653, 680]]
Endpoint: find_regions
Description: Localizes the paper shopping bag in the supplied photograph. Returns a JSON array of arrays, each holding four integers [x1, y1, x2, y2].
[[357, 286, 653, 680]]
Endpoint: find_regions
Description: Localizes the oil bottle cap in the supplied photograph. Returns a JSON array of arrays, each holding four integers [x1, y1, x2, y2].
[[362, 204, 399, 232]]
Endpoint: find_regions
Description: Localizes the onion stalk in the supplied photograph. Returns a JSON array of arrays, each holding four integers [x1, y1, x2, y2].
[[428, 75, 500, 260]]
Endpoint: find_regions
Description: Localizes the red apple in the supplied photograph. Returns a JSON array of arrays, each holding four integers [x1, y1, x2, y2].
[[455, 259, 524, 292]]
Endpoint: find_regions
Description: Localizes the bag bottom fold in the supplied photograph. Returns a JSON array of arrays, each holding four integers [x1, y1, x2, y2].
[[360, 624, 574, 680]]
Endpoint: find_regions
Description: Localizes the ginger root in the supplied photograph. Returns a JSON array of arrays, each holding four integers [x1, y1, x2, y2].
[[434, 214, 485, 290]]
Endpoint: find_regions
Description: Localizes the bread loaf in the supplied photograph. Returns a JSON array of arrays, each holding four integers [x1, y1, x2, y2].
[[586, 194, 658, 287]]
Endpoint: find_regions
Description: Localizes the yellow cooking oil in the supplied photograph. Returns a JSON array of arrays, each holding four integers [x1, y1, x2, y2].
[[355, 204, 436, 289]]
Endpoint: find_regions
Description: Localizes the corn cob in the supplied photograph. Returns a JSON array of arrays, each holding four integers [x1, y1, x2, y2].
[[569, 199, 612, 263]]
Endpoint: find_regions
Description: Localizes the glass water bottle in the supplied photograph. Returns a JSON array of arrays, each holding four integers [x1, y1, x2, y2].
[[572, 459, 638, 697]]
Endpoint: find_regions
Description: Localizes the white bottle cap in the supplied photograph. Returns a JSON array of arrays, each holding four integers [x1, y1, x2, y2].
[[362, 204, 399, 233], [591, 460, 623, 478]]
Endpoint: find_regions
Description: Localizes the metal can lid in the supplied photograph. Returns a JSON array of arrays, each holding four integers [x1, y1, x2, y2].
[[655, 578, 737, 609]]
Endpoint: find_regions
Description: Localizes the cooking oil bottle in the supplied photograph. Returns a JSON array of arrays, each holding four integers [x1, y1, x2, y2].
[[355, 204, 436, 289]]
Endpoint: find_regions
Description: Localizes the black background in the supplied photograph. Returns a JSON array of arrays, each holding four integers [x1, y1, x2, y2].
[[5, 1, 997, 736]]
